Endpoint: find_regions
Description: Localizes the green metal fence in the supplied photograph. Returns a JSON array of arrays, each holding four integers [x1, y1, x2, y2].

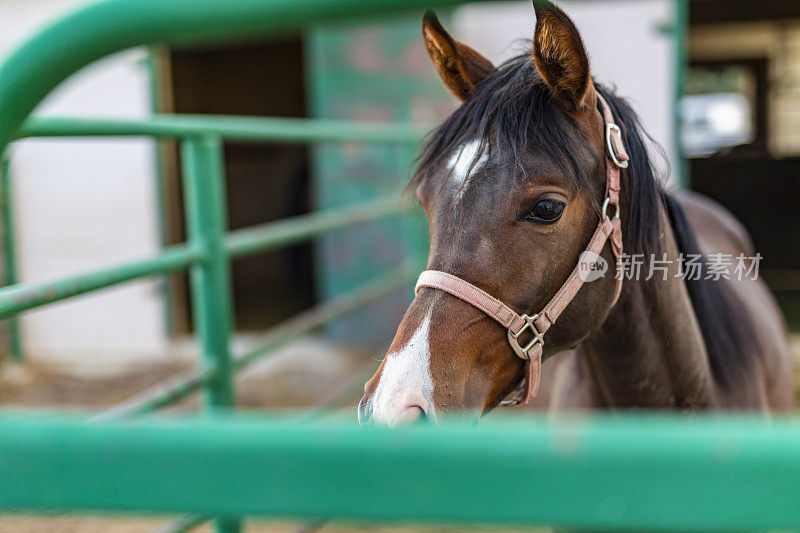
[[0, 2, 446, 531], [0, 1, 798, 532]]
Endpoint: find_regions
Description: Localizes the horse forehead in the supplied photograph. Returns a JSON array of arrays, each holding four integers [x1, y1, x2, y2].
[[428, 143, 506, 260], [443, 139, 491, 205], [448, 139, 486, 185]]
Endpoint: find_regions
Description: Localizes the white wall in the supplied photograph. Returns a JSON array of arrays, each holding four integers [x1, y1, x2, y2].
[[453, 0, 676, 181], [1, 0, 164, 369]]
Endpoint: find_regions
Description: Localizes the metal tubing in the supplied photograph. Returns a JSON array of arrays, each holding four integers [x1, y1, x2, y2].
[[2, 413, 800, 531], [672, 0, 689, 187], [234, 263, 414, 370], [91, 366, 216, 421], [94, 263, 414, 420], [0, 0, 487, 152], [179, 136, 238, 533], [226, 194, 404, 259], [180, 137, 235, 409], [16, 115, 426, 145], [155, 514, 212, 533], [0, 154, 22, 360], [0, 195, 401, 319], [0, 244, 200, 319]]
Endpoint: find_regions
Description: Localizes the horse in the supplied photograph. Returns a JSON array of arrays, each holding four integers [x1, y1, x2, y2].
[[358, 1, 794, 425]]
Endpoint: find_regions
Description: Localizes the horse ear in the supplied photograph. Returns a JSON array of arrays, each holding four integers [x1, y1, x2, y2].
[[532, 1, 593, 112], [422, 10, 496, 101]]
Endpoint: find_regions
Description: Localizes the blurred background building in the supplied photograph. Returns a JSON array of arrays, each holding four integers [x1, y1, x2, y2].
[[0, 0, 798, 372]]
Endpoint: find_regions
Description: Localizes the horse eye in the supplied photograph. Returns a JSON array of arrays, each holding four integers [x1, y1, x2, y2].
[[524, 199, 565, 223]]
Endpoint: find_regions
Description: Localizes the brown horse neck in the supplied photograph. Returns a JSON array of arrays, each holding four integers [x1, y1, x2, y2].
[[578, 207, 717, 410]]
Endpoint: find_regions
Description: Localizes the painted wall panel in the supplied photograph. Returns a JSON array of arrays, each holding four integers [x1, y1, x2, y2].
[[307, 14, 453, 344]]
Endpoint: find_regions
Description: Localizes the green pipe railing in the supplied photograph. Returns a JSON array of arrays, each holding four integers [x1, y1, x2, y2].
[[0, 154, 22, 361], [672, 0, 689, 187], [2, 413, 800, 532], [0, 0, 476, 154], [16, 115, 428, 144], [156, 514, 212, 533], [226, 194, 405, 259], [0, 109, 419, 533], [180, 136, 236, 414], [0, 194, 406, 320], [149, 359, 384, 533], [0, 244, 201, 319], [96, 263, 414, 420], [0, 3, 436, 532]]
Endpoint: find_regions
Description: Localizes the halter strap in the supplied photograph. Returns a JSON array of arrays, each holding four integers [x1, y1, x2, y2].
[[415, 93, 628, 405]]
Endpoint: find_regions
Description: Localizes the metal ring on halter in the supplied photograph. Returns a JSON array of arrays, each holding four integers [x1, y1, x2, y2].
[[602, 196, 620, 220], [605, 123, 629, 169], [500, 389, 524, 407]]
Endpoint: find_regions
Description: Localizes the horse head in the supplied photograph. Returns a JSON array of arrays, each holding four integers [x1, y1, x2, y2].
[[360, 1, 624, 425]]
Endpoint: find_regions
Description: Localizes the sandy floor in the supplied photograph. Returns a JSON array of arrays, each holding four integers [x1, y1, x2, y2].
[[0, 516, 545, 533]]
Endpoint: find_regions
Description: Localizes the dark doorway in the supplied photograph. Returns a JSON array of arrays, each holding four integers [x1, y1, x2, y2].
[[691, 0, 800, 24], [159, 38, 316, 332], [686, 7, 800, 330]]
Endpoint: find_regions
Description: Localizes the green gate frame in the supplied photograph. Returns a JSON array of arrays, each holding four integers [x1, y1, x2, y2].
[[2, 1, 798, 533], [0, 2, 451, 531]]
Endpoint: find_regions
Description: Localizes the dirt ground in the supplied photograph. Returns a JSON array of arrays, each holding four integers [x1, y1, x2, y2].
[[0, 517, 544, 533], [1, 335, 799, 533]]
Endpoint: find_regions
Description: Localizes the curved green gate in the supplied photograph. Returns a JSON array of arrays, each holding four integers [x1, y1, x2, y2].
[[0, 1, 798, 533]]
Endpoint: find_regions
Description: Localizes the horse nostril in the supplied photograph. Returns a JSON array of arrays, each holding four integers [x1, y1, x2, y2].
[[357, 394, 373, 425], [391, 405, 425, 426]]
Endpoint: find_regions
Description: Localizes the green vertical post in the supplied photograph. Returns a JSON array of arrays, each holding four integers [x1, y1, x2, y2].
[[0, 154, 23, 362], [673, 0, 689, 188], [180, 136, 240, 533]]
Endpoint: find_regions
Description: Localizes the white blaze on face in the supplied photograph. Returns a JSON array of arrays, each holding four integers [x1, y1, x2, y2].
[[448, 139, 487, 201], [370, 310, 435, 426]]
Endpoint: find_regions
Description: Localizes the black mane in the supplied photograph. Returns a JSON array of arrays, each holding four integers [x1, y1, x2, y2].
[[413, 50, 760, 389]]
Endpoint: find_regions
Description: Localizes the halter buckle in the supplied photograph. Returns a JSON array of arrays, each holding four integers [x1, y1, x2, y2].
[[507, 314, 544, 361], [605, 123, 629, 169]]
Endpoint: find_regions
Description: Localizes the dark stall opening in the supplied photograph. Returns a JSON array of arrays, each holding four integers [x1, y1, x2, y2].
[[157, 37, 316, 332]]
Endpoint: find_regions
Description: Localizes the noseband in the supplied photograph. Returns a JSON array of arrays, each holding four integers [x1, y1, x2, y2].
[[414, 93, 629, 405]]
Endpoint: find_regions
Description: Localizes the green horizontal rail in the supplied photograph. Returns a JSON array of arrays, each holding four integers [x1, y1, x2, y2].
[[2, 413, 800, 531], [152, 361, 383, 533], [0, 0, 489, 153], [16, 116, 427, 144], [151, 361, 383, 533], [95, 263, 415, 420], [0, 195, 403, 319], [233, 262, 414, 370], [0, 244, 200, 319], [93, 366, 216, 421], [227, 194, 404, 259]]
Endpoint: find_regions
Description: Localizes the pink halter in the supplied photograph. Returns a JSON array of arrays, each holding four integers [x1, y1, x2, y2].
[[415, 94, 628, 405]]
